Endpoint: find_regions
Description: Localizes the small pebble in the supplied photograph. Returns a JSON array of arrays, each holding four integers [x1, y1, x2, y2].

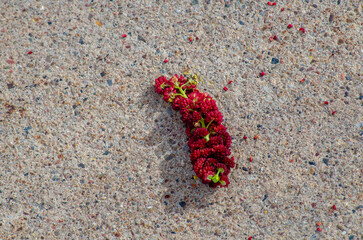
[[322, 158, 329, 166], [271, 58, 279, 64], [179, 201, 186, 207], [78, 163, 85, 168]]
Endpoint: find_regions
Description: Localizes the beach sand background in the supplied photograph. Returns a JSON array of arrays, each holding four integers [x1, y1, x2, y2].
[[1, 0, 362, 239]]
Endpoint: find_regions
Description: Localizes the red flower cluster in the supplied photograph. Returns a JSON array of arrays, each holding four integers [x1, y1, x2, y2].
[[155, 74, 235, 187]]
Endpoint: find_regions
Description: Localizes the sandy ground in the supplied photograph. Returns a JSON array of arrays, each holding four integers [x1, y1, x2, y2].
[[0, 0, 362, 239]]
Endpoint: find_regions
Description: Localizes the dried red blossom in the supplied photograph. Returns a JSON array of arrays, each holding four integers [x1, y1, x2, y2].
[[324, 101, 329, 105], [164, 59, 169, 63], [260, 72, 265, 77], [154, 74, 235, 187], [121, 34, 127, 38], [287, 24, 293, 28], [299, 27, 306, 33], [28, 51, 33, 54], [223, 86, 228, 91]]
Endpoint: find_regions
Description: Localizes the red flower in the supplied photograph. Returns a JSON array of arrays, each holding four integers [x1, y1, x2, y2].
[[154, 74, 235, 187], [205, 110, 223, 125], [287, 24, 293, 29]]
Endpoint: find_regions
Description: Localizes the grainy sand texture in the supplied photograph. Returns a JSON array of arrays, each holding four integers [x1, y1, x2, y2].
[[0, 0, 362, 239]]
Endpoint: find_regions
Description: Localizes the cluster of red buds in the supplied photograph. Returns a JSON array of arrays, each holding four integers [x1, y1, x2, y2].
[[155, 74, 235, 187]]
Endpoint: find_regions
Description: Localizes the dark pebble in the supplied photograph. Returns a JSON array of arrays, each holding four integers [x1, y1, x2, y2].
[[100, 71, 106, 77], [171, 231, 176, 234], [79, 38, 84, 45], [309, 161, 316, 166], [78, 163, 85, 168], [345, 91, 348, 97], [322, 158, 329, 166], [257, 124, 262, 128], [262, 194, 268, 202], [165, 154, 174, 161], [103, 151, 110, 155], [48, 21, 52, 25], [329, 14, 334, 22], [242, 167, 248, 171], [179, 201, 186, 207], [345, 76, 351, 80], [24, 126, 32, 134], [271, 58, 279, 64], [239, 20, 245, 25], [137, 35, 146, 42], [107, 80, 112, 86], [191, 0, 198, 5]]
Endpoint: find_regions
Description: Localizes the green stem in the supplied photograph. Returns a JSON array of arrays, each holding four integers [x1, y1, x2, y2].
[[199, 118, 206, 128], [206, 118, 214, 129], [174, 82, 188, 99], [203, 133, 210, 142], [210, 168, 224, 183]]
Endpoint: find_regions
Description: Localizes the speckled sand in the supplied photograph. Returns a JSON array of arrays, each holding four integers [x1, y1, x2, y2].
[[0, 0, 362, 239]]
